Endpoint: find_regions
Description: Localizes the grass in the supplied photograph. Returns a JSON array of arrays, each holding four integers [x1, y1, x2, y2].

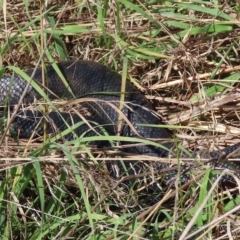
[[0, 0, 240, 239]]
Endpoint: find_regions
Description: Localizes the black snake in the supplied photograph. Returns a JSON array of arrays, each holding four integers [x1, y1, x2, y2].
[[1, 60, 240, 206]]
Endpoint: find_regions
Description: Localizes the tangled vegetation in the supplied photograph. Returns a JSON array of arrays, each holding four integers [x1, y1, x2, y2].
[[0, 0, 240, 239]]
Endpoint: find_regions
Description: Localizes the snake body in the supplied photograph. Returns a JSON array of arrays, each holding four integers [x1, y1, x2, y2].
[[1, 60, 240, 205]]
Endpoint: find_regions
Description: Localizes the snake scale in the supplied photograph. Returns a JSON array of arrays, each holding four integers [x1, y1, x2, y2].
[[1, 60, 240, 206]]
